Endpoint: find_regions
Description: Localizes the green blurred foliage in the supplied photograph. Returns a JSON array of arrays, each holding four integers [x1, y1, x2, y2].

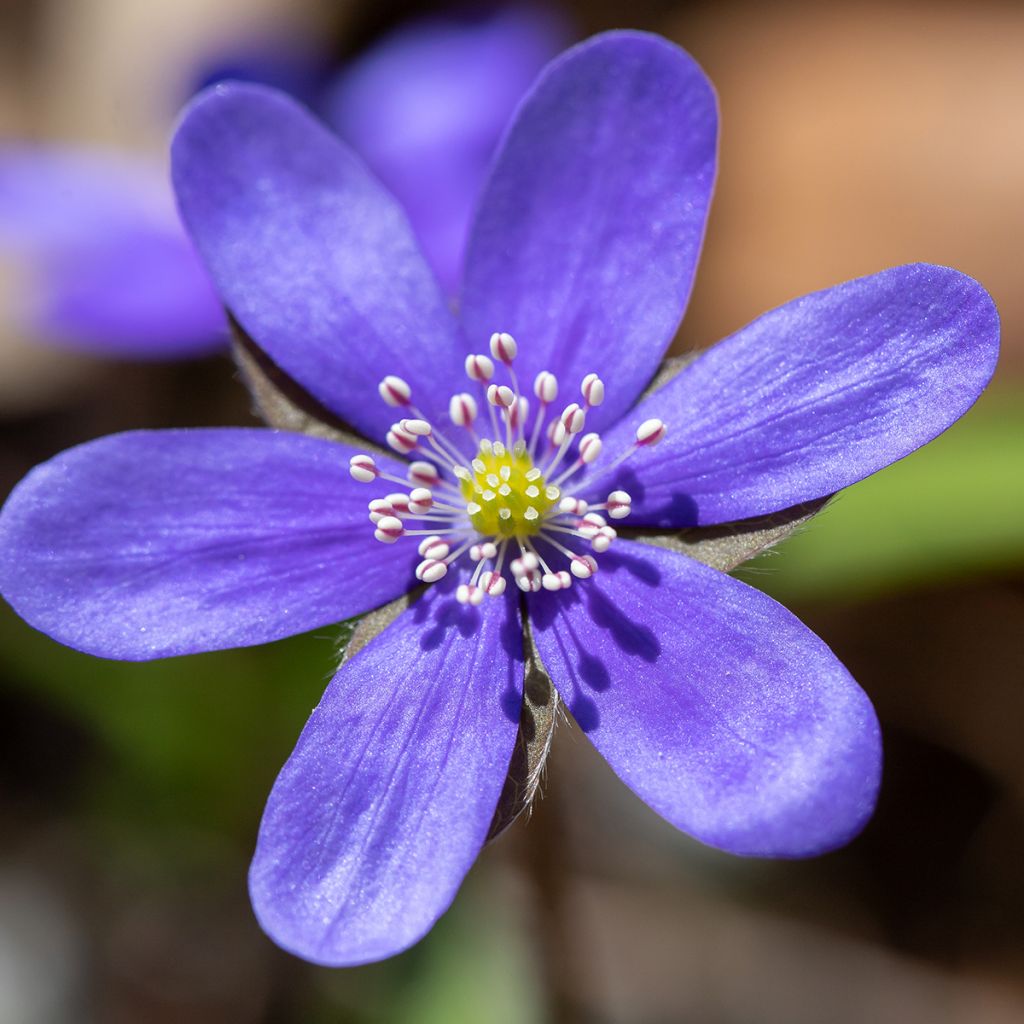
[[0, 607, 347, 834], [746, 385, 1024, 601]]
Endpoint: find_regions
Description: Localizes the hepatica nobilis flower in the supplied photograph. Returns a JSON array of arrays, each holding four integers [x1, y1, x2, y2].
[[0, 32, 999, 965]]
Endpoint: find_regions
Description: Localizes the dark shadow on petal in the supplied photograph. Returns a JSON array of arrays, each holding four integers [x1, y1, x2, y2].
[[418, 593, 481, 650], [600, 465, 702, 526], [569, 691, 600, 732], [582, 585, 660, 663], [578, 651, 611, 693], [600, 548, 662, 586]]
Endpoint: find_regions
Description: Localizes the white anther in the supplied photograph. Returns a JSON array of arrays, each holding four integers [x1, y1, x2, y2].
[[385, 492, 411, 516], [456, 584, 484, 606], [374, 516, 404, 543], [409, 461, 441, 488], [591, 527, 616, 554], [449, 392, 478, 427], [386, 423, 418, 454], [555, 570, 572, 589], [542, 573, 563, 592], [470, 542, 498, 562], [581, 373, 605, 407], [515, 570, 542, 593], [415, 559, 448, 583], [408, 487, 433, 515], [636, 418, 667, 447], [560, 402, 586, 435], [489, 331, 518, 364], [378, 375, 412, 407], [510, 552, 540, 578], [544, 420, 564, 447], [509, 396, 529, 429], [465, 354, 495, 383], [607, 490, 632, 519], [480, 570, 507, 596], [349, 454, 379, 483], [570, 554, 598, 579], [534, 371, 558, 403], [559, 496, 589, 516], [486, 383, 515, 408], [417, 535, 450, 559], [578, 432, 602, 464], [400, 418, 432, 437], [368, 498, 393, 524], [577, 509, 606, 536]]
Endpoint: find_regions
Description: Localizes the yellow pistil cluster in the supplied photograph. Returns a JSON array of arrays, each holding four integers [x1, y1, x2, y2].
[[458, 439, 559, 537]]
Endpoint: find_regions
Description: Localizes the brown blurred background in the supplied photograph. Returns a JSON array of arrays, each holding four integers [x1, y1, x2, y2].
[[0, 1, 1021, 1022]]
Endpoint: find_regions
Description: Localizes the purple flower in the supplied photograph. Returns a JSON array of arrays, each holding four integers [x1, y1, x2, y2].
[[0, 146, 225, 358], [0, 31, 998, 967]]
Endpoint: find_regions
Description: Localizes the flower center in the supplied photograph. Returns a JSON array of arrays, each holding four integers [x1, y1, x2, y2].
[[350, 332, 666, 605], [459, 440, 557, 537]]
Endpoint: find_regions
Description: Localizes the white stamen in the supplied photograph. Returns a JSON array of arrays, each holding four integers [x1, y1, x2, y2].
[[465, 354, 495, 383], [449, 392, 478, 428], [386, 422, 418, 454], [533, 371, 558, 403], [400, 418, 432, 437], [408, 488, 434, 515], [409, 461, 441, 488], [416, 559, 448, 583], [489, 331, 518, 365], [368, 498, 393, 524], [349, 454, 379, 482], [570, 554, 598, 579], [560, 402, 586, 435], [366, 335, 633, 603], [581, 373, 605, 407], [636, 418, 667, 447], [577, 432, 602, 464], [508, 395, 529, 431], [480, 570, 506, 596], [606, 490, 632, 519], [558, 496, 588, 516], [374, 516, 404, 543], [378, 375, 412, 407], [418, 536, 450, 559], [385, 492, 411, 516], [487, 383, 515, 408]]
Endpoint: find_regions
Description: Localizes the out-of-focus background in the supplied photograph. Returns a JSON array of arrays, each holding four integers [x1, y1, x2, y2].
[[1, 1, 1022, 1021]]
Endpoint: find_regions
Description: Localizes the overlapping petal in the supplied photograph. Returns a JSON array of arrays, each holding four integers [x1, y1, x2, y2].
[[250, 579, 522, 966], [586, 264, 999, 526], [171, 83, 464, 437], [0, 429, 413, 659], [529, 541, 881, 856], [460, 30, 717, 431]]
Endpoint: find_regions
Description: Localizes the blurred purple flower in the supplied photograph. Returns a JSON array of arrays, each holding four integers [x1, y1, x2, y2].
[[0, 31, 999, 968], [0, 7, 563, 358], [325, 6, 566, 293], [0, 146, 224, 358]]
